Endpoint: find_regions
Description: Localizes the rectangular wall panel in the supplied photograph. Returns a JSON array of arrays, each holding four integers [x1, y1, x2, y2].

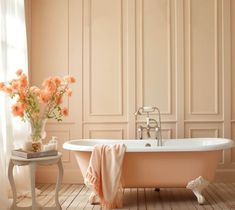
[[83, 0, 127, 122], [184, 0, 222, 120], [90, 130, 123, 139], [136, 0, 176, 121], [189, 129, 219, 138], [84, 124, 127, 139], [185, 123, 222, 138]]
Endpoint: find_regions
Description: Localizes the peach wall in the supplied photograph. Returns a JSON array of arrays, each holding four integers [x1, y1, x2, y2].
[[27, 0, 235, 183]]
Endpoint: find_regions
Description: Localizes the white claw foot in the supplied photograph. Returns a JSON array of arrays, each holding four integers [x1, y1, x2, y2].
[[89, 192, 100, 205], [186, 176, 209, 205]]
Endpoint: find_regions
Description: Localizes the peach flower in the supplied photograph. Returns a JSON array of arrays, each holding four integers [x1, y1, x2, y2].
[[16, 69, 23, 76], [21, 102, 28, 109], [66, 88, 72, 97], [3, 86, 13, 94], [0, 82, 4, 90], [42, 77, 52, 87], [55, 95, 63, 105], [42, 77, 56, 92], [19, 92, 26, 100], [20, 74, 28, 89], [39, 90, 51, 103], [11, 80, 19, 90], [64, 75, 76, 84], [30, 86, 41, 95], [61, 107, 69, 116], [53, 76, 62, 86], [47, 81, 56, 92], [11, 103, 24, 117]]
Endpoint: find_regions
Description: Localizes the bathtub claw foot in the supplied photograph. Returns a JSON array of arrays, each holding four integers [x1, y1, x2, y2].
[[89, 192, 100, 205], [186, 176, 209, 205]]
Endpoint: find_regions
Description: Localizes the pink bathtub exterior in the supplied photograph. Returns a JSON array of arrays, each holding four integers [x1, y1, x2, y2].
[[74, 150, 221, 188]]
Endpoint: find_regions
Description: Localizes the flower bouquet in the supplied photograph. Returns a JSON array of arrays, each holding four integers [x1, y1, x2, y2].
[[0, 69, 76, 152]]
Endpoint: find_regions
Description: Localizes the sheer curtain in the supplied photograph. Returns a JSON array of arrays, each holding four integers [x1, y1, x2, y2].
[[0, 0, 30, 209]]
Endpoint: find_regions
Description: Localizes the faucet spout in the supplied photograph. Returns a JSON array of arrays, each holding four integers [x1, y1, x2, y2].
[[146, 127, 151, 139]]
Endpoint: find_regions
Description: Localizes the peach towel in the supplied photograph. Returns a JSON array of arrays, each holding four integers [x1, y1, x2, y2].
[[85, 144, 127, 209]]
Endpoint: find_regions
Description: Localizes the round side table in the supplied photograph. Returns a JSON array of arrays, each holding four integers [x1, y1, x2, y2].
[[8, 153, 63, 210]]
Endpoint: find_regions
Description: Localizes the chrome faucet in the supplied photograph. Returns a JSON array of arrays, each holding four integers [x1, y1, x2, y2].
[[135, 106, 163, 146]]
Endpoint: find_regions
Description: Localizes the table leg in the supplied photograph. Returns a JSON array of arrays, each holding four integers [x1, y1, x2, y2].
[[8, 159, 17, 210], [55, 158, 63, 210], [30, 163, 37, 210]]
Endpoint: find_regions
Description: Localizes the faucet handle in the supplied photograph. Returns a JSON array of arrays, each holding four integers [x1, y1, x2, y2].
[[137, 126, 143, 140], [135, 106, 160, 116], [142, 106, 155, 113]]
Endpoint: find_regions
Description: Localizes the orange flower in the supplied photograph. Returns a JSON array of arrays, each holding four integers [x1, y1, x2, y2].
[[16, 69, 23, 76], [42, 77, 52, 87], [39, 90, 51, 103], [30, 86, 41, 95], [53, 76, 62, 86], [19, 92, 26, 100], [47, 81, 56, 92], [42, 77, 56, 92], [66, 88, 72, 97], [11, 103, 24, 117], [20, 74, 28, 89], [56, 95, 63, 105], [21, 102, 28, 109], [11, 80, 19, 90], [3, 86, 13, 94], [61, 107, 69, 116], [64, 75, 76, 84], [0, 82, 4, 90], [70, 76, 76, 83]]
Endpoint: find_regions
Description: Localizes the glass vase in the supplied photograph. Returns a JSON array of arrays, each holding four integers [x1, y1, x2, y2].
[[29, 118, 47, 152]]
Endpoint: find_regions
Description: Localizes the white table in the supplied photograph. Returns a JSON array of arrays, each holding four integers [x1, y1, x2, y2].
[[8, 153, 63, 210]]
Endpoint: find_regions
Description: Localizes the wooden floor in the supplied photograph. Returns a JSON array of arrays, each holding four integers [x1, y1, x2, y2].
[[17, 183, 235, 209]]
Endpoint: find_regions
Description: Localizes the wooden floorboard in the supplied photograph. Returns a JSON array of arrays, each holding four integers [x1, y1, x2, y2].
[[16, 183, 235, 210]]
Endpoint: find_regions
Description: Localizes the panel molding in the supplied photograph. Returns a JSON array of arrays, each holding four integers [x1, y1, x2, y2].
[[136, 0, 173, 115], [89, 129, 124, 139], [187, 0, 219, 115], [84, 0, 125, 118], [189, 128, 219, 138]]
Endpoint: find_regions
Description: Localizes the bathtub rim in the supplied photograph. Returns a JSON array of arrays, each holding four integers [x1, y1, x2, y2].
[[63, 138, 234, 152]]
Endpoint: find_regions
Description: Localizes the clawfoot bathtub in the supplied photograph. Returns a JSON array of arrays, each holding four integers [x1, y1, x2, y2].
[[63, 138, 234, 205]]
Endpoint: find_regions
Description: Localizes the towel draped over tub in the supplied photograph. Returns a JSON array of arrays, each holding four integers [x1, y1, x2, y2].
[[84, 144, 127, 209]]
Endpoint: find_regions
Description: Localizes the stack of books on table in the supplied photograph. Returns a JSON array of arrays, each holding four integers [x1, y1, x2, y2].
[[12, 149, 58, 159]]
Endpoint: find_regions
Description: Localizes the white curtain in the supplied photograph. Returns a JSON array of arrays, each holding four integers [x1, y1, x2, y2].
[[0, 0, 31, 209]]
